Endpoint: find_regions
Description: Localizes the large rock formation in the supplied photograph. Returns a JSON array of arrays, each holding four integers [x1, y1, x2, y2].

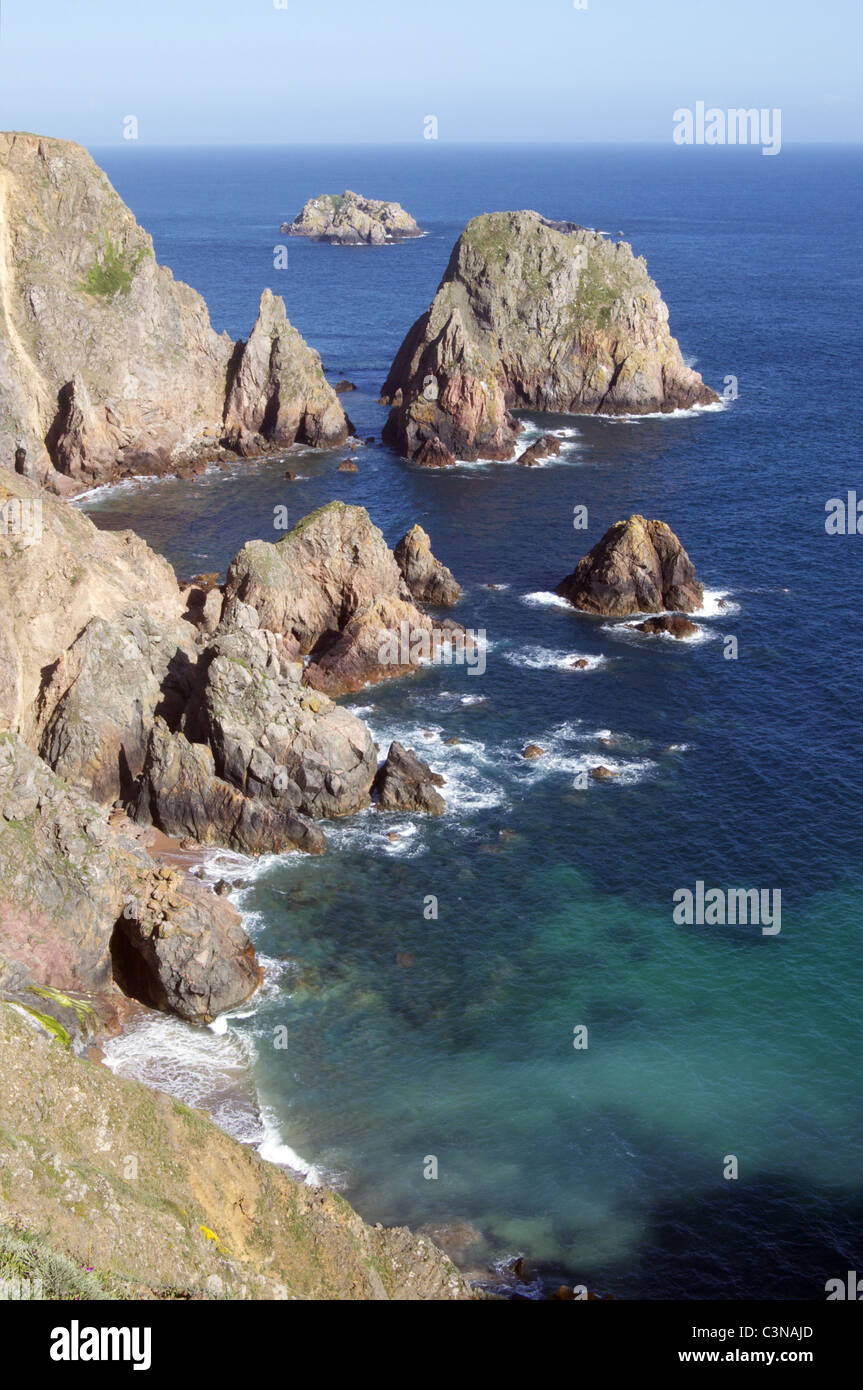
[[381, 210, 718, 462], [224, 502, 466, 697], [556, 515, 704, 616], [282, 190, 422, 245], [0, 132, 348, 491], [374, 741, 446, 816], [0, 734, 259, 1024]]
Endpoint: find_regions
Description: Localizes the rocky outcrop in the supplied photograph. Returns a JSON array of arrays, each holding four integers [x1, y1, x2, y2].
[[224, 502, 466, 697], [519, 434, 562, 467], [282, 191, 422, 245], [381, 210, 717, 462], [0, 133, 347, 491], [0, 734, 259, 1024], [0, 1005, 475, 1299], [394, 524, 461, 606], [556, 515, 704, 616], [134, 720, 327, 858], [222, 289, 349, 456], [635, 615, 700, 639], [374, 741, 446, 816]]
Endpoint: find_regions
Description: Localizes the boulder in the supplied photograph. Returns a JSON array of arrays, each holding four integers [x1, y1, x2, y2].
[[381, 210, 717, 462], [556, 515, 704, 616], [374, 741, 446, 816], [394, 525, 461, 606], [519, 434, 562, 467], [522, 744, 546, 760], [635, 615, 700, 639]]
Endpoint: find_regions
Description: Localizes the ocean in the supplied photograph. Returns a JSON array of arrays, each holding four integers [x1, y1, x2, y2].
[[88, 143, 863, 1298]]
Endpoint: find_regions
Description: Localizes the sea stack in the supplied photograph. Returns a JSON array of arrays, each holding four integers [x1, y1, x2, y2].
[[556, 515, 704, 616], [381, 210, 718, 463], [282, 191, 423, 245]]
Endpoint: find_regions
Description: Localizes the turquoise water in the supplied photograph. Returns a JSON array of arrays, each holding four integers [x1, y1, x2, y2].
[[90, 145, 863, 1297]]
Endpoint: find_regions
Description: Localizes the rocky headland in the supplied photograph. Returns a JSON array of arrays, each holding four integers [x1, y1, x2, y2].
[[282, 190, 423, 245], [556, 515, 704, 616], [0, 133, 349, 493], [381, 210, 718, 464]]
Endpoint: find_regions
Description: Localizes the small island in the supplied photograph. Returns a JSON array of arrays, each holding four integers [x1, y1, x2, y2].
[[281, 190, 423, 245]]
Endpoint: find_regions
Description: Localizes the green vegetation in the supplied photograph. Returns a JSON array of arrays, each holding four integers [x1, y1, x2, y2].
[[0, 1222, 116, 1300], [81, 233, 149, 301]]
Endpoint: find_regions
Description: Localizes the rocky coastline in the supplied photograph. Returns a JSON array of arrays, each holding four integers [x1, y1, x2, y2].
[[0, 133, 723, 1300]]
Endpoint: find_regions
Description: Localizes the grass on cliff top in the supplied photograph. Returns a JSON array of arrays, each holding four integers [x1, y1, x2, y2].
[[81, 233, 150, 301]]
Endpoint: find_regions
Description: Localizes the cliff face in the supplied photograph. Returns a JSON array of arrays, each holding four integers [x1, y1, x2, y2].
[[283, 190, 422, 245], [0, 1006, 474, 1299], [381, 210, 718, 463], [0, 133, 348, 491]]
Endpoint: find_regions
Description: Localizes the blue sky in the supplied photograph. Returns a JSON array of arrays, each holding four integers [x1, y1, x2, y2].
[[0, 0, 859, 145]]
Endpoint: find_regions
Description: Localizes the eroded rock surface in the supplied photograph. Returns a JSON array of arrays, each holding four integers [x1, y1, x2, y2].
[[283, 190, 422, 245], [381, 210, 717, 462], [556, 515, 704, 616]]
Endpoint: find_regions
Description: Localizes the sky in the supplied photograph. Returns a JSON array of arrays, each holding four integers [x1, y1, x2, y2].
[[0, 0, 860, 146]]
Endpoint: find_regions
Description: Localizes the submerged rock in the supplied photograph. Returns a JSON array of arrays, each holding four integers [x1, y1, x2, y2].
[[374, 741, 446, 816], [556, 515, 704, 616], [394, 524, 461, 606], [381, 210, 717, 463], [635, 615, 700, 639], [283, 190, 423, 245]]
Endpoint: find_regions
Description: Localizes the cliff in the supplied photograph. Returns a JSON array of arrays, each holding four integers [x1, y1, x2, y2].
[[381, 210, 718, 463], [0, 1005, 474, 1299], [0, 132, 348, 492]]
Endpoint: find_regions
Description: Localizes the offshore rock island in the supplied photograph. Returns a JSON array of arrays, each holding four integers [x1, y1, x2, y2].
[[381, 210, 718, 464], [282, 190, 423, 245]]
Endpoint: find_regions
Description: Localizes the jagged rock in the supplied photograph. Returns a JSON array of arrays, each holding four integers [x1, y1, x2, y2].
[[635, 615, 700, 639], [224, 502, 408, 647], [304, 595, 442, 697], [38, 610, 197, 804], [197, 628, 377, 819], [415, 437, 457, 468], [590, 766, 618, 781], [381, 210, 717, 462], [556, 515, 704, 616], [283, 191, 422, 245], [522, 744, 546, 760], [222, 289, 348, 452], [0, 473, 184, 747], [135, 720, 326, 857], [111, 869, 260, 1024], [519, 434, 562, 467], [337, 459, 358, 472], [394, 525, 461, 606], [0, 735, 259, 1023], [0, 133, 347, 490], [374, 741, 446, 816]]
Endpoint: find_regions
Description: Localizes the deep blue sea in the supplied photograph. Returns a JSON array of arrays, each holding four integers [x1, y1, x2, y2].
[[91, 144, 863, 1299]]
